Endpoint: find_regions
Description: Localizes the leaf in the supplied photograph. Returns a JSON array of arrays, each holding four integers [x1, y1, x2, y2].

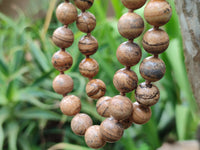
[[28, 41, 50, 72], [7, 121, 19, 150], [0, 125, 4, 150], [120, 129, 137, 150], [0, 59, 9, 76], [31, 68, 54, 87], [175, 105, 189, 140], [15, 108, 61, 120], [110, 0, 124, 19]]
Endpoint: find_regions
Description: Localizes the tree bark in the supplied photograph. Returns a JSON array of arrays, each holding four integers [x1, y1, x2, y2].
[[174, 0, 200, 108]]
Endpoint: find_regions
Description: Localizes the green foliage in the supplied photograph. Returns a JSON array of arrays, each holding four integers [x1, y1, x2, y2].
[[0, 0, 199, 150]]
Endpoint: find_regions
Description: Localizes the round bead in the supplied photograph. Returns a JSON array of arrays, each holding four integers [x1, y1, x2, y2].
[[118, 12, 144, 40], [60, 95, 81, 116], [71, 113, 93, 136], [52, 26, 74, 49], [121, 0, 146, 10], [56, 2, 77, 25], [144, 0, 172, 27], [140, 56, 166, 82], [74, 0, 94, 11], [143, 28, 169, 54], [78, 35, 98, 56], [52, 50, 73, 71], [119, 116, 133, 129], [109, 95, 133, 120], [86, 79, 106, 99], [52, 74, 73, 95], [85, 125, 106, 149], [76, 12, 96, 33], [135, 82, 160, 106], [96, 96, 112, 117], [117, 41, 142, 67], [100, 117, 124, 143], [113, 68, 138, 93], [132, 102, 152, 124], [79, 58, 99, 78]]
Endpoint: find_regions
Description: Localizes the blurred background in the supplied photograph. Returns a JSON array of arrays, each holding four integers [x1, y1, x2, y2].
[[0, 0, 199, 150]]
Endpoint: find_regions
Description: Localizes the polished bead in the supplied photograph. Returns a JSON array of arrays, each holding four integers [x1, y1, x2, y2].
[[52, 26, 74, 48], [78, 35, 98, 56], [96, 96, 112, 118], [71, 113, 93, 136], [144, 0, 172, 27], [113, 68, 138, 93], [140, 56, 166, 82], [56, 2, 77, 25], [86, 79, 106, 99], [135, 82, 160, 106], [52, 50, 73, 71], [117, 41, 142, 67], [132, 102, 152, 124], [76, 12, 96, 33], [121, 0, 146, 10], [118, 12, 144, 40], [79, 58, 99, 78], [85, 125, 106, 149], [60, 95, 81, 116], [52, 74, 73, 95], [109, 95, 133, 120], [119, 115, 133, 129], [74, 0, 94, 11], [100, 117, 124, 143], [143, 28, 169, 54]]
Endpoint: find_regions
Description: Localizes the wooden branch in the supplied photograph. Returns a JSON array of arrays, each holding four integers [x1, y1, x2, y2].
[[174, 0, 200, 108]]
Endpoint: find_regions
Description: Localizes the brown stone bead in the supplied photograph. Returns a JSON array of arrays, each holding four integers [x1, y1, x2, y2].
[[143, 28, 169, 54], [121, 0, 146, 10], [113, 68, 138, 93], [140, 56, 166, 82], [135, 82, 160, 106], [52, 74, 73, 95], [74, 0, 94, 11], [56, 2, 77, 25], [52, 26, 74, 49], [132, 102, 152, 124], [100, 117, 124, 143], [86, 79, 106, 99], [60, 95, 81, 116], [78, 35, 98, 56], [85, 125, 106, 149], [144, 0, 172, 27], [119, 115, 133, 129], [117, 41, 142, 67], [96, 96, 112, 117], [118, 12, 144, 40], [109, 95, 133, 120], [71, 113, 93, 136], [76, 12, 96, 33], [79, 58, 99, 78], [52, 50, 73, 71]]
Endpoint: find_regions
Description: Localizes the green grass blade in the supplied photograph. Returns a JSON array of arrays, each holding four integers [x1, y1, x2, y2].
[[7, 121, 19, 150], [175, 105, 189, 140], [15, 108, 61, 120]]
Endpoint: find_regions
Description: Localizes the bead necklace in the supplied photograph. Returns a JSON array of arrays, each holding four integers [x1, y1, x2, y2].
[[50, 0, 172, 149]]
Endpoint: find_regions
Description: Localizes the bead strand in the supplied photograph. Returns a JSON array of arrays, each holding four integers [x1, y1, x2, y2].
[[99, 0, 147, 144], [134, 0, 172, 124], [73, 1, 106, 149], [75, 0, 106, 100], [50, 0, 172, 148], [51, 0, 83, 118]]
